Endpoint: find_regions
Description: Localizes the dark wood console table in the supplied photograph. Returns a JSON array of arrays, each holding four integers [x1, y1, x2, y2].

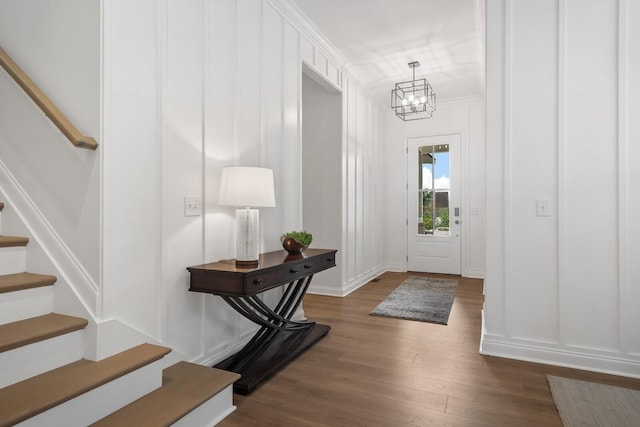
[[187, 248, 337, 395]]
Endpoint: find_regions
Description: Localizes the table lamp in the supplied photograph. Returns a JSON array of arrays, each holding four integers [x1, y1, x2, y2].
[[218, 166, 276, 267]]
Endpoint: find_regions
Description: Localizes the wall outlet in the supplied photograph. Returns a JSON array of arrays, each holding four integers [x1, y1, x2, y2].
[[184, 196, 202, 216]]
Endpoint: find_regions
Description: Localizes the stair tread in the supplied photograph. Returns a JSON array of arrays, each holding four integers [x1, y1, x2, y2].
[[0, 272, 57, 294], [0, 235, 29, 248], [0, 313, 87, 353], [91, 361, 240, 426], [0, 343, 172, 426]]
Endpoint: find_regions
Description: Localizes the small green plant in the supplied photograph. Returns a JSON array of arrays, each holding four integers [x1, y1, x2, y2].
[[281, 230, 312, 246]]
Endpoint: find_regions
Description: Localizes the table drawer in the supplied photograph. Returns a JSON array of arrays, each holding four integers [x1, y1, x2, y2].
[[188, 249, 338, 297], [245, 253, 336, 294], [245, 270, 280, 294], [245, 262, 315, 294]]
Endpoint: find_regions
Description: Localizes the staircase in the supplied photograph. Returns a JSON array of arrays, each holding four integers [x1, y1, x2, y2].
[[0, 201, 239, 426]]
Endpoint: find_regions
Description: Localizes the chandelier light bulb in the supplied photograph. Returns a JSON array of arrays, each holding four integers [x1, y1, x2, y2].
[[408, 94, 415, 102], [420, 96, 427, 103], [402, 98, 408, 106]]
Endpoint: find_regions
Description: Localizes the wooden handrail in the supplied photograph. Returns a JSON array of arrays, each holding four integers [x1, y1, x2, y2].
[[0, 46, 98, 150]]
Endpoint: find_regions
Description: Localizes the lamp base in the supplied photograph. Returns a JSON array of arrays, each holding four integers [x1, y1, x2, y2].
[[235, 207, 260, 266], [235, 259, 259, 268]]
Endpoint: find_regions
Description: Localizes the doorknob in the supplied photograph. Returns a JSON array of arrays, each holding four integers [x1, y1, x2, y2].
[[455, 220, 460, 224]]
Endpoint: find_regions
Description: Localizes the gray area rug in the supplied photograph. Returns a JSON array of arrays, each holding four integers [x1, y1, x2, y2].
[[547, 375, 640, 426], [369, 276, 457, 324]]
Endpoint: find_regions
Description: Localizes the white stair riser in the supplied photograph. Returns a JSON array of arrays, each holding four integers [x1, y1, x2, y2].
[[173, 385, 237, 427], [0, 330, 84, 389], [0, 247, 26, 275], [16, 359, 165, 427], [0, 286, 53, 324]]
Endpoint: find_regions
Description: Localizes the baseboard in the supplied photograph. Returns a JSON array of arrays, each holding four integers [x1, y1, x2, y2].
[[385, 262, 406, 272], [307, 285, 344, 297], [194, 329, 257, 368], [342, 266, 386, 295], [480, 333, 640, 380], [309, 265, 386, 297], [463, 267, 485, 279]]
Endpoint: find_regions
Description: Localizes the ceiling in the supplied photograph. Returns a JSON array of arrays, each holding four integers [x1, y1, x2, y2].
[[290, 0, 485, 107]]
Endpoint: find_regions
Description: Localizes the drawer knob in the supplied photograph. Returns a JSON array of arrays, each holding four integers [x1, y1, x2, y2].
[[289, 268, 298, 274], [327, 257, 334, 262], [253, 278, 264, 285], [304, 264, 312, 269]]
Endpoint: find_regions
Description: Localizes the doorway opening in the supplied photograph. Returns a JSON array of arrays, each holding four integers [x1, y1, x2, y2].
[[301, 65, 343, 293]]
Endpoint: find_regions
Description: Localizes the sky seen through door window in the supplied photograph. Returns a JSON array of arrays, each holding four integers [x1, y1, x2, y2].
[[422, 152, 450, 190]]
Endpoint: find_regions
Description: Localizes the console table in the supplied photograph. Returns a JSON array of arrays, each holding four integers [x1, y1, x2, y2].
[[187, 248, 337, 394]]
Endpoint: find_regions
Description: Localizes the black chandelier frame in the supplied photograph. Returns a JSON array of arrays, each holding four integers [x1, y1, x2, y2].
[[391, 61, 436, 121]]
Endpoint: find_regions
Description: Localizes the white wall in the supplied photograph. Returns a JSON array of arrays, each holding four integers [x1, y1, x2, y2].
[[386, 101, 486, 278], [340, 80, 387, 294], [483, 0, 640, 378], [102, 0, 389, 363], [0, 0, 386, 362], [101, 0, 166, 340]]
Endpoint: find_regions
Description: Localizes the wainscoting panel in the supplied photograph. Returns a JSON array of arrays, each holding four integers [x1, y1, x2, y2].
[[482, 0, 640, 378]]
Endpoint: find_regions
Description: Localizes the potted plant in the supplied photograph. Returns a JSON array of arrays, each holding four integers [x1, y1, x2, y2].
[[280, 231, 312, 254]]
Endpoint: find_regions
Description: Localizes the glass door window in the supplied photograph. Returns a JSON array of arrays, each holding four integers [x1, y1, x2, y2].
[[417, 144, 450, 236]]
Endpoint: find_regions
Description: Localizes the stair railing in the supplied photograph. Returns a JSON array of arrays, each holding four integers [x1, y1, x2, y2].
[[0, 46, 98, 150]]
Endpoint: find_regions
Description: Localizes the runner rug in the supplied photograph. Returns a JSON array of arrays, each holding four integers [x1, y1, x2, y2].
[[369, 276, 457, 325]]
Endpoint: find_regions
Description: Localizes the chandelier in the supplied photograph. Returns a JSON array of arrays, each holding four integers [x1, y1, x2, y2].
[[391, 61, 436, 121]]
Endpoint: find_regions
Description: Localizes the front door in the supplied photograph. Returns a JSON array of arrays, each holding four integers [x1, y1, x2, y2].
[[407, 134, 461, 274]]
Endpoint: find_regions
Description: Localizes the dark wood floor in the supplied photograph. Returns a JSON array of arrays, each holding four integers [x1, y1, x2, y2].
[[219, 272, 640, 426]]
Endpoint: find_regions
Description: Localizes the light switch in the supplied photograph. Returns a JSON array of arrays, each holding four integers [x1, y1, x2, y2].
[[184, 196, 202, 216], [536, 198, 550, 217]]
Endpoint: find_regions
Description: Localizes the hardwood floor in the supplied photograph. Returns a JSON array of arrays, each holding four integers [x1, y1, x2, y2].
[[219, 272, 640, 426]]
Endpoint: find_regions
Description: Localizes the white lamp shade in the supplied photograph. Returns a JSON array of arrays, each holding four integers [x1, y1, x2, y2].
[[218, 167, 276, 208]]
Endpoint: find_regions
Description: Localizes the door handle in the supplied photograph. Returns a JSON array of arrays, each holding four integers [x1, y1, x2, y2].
[[454, 220, 460, 224]]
